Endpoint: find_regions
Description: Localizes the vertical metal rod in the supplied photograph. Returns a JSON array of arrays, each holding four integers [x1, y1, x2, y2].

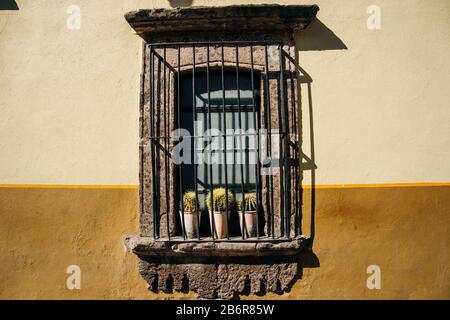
[[290, 60, 299, 237], [221, 45, 230, 240], [278, 66, 285, 238], [264, 44, 275, 239], [206, 45, 216, 241], [236, 44, 247, 240], [168, 56, 173, 239], [158, 52, 164, 233], [149, 46, 158, 240], [163, 46, 170, 240], [192, 45, 201, 240], [249, 45, 260, 239], [155, 53, 162, 239], [279, 43, 290, 239], [140, 87, 145, 232], [177, 45, 186, 240], [140, 42, 146, 239]]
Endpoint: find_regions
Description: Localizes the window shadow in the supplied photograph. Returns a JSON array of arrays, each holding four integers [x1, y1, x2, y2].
[[296, 19, 347, 51], [0, 0, 19, 10], [168, 0, 193, 8], [293, 18, 347, 250]]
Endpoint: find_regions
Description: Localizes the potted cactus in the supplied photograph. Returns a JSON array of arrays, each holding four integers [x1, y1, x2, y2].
[[238, 193, 258, 238], [179, 191, 200, 239], [206, 188, 233, 239]]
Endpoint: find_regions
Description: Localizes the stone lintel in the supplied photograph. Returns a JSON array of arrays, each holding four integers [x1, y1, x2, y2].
[[125, 5, 319, 38]]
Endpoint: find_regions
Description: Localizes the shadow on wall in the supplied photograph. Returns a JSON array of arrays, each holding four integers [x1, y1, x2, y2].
[[0, 0, 19, 10], [293, 18, 347, 249], [296, 19, 347, 51], [168, 0, 193, 8]]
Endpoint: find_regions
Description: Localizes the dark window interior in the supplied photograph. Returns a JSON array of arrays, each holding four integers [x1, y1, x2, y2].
[[179, 69, 260, 213]]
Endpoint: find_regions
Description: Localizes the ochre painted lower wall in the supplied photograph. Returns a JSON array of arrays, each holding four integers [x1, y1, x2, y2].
[[0, 185, 448, 299], [298, 186, 450, 299]]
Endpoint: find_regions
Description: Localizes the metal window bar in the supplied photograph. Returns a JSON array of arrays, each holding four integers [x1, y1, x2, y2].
[[250, 45, 261, 239], [147, 41, 300, 242], [235, 44, 247, 240], [193, 45, 201, 240], [177, 45, 186, 240], [149, 45, 158, 239], [221, 44, 230, 240], [206, 45, 216, 241], [163, 47, 171, 240], [279, 44, 291, 240], [263, 44, 275, 239], [139, 42, 146, 240], [288, 55, 300, 237]]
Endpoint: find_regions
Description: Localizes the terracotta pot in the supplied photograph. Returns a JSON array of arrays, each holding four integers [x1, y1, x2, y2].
[[179, 211, 200, 239], [238, 210, 257, 238], [208, 211, 229, 239]]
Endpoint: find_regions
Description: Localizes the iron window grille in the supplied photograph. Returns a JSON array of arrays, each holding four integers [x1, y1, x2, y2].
[[145, 41, 300, 242]]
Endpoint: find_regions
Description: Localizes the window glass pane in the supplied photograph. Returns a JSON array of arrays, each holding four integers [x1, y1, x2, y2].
[[180, 70, 259, 205]]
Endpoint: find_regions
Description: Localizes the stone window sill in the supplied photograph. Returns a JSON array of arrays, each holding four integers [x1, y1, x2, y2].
[[124, 235, 306, 257]]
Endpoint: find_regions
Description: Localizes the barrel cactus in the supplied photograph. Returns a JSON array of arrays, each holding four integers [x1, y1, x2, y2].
[[238, 193, 257, 211], [206, 188, 233, 212], [181, 191, 198, 213]]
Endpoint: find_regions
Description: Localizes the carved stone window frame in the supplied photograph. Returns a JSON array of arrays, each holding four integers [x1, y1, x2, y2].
[[124, 5, 319, 299]]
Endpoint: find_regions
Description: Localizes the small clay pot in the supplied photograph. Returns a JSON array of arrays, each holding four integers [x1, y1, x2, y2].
[[238, 210, 257, 238], [208, 211, 229, 239], [179, 211, 200, 239]]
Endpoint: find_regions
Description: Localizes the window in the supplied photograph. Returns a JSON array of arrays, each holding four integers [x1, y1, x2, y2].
[[147, 42, 300, 241]]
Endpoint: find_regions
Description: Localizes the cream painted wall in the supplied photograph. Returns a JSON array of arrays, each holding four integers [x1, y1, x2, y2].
[[1, 0, 449, 185], [297, 0, 450, 185]]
